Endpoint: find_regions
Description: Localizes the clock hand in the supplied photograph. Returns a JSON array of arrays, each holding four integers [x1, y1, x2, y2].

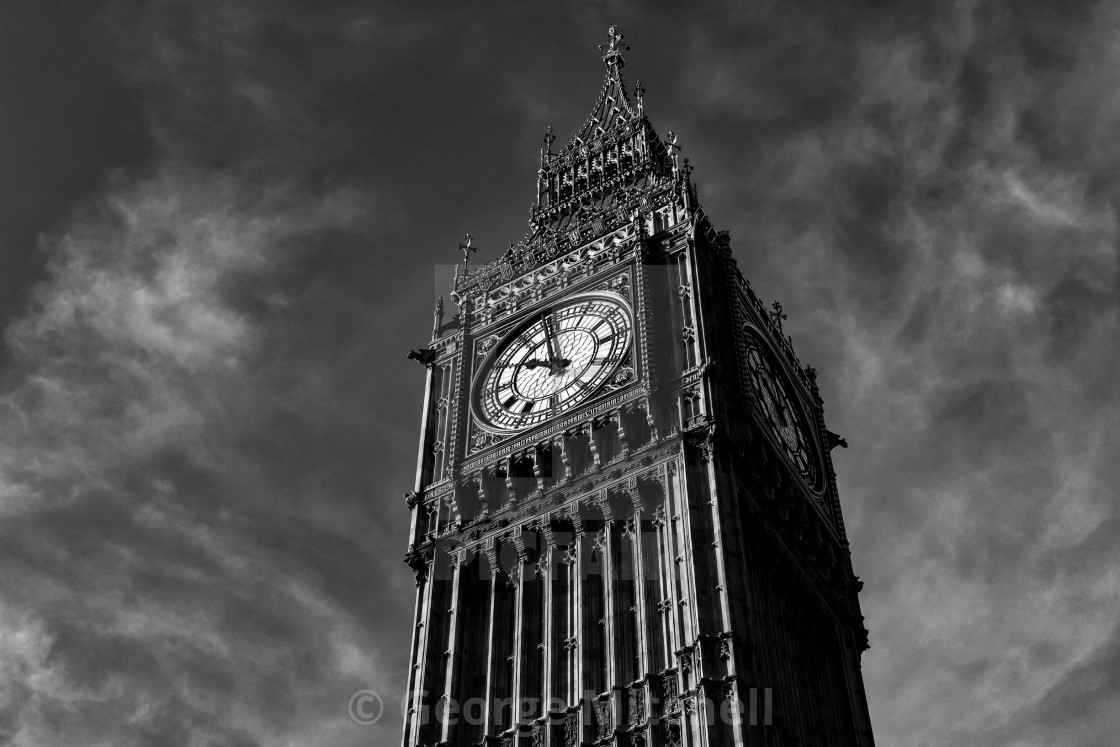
[[542, 312, 570, 373], [523, 357, 571, 372], [543, 312, 557, 362], [551, 312, 564, 362]]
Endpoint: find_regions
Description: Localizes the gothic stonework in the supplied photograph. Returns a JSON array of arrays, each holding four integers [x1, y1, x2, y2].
[[401, 27, 875, 747]]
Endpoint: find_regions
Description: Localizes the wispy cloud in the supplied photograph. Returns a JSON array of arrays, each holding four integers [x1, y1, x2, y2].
[[0, 162, 405, 744], [3, 1, 1119, 745], [673, 1, 1120, 744], [0, 3, 420, 744]]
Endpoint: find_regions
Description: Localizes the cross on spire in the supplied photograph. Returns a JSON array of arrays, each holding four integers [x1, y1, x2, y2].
[[599, 25, 630, 68], [770, 301, 788, 332], [458, 233, 478, 274]]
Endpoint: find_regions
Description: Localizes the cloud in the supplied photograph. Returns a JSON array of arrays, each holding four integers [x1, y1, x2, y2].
[[0, 162, 410, 745], [4, 1, 1120, 745], [0, 3, 424, 743], [667, 1, 1120, 744]]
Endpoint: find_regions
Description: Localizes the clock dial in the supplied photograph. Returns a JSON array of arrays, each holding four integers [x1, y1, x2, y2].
[[745, 342, 817, 483], [475, 293, 632, 432]]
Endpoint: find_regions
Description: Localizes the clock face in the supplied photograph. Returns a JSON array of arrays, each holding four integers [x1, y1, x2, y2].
[[474, 293, 632, 432], [745, 342, 817, 484]]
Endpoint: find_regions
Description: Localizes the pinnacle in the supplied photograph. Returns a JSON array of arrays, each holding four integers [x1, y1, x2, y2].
[[560, 27, 642, 155]]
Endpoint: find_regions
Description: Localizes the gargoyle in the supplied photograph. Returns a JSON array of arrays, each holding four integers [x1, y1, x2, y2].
[[826, 429, 848, 450]]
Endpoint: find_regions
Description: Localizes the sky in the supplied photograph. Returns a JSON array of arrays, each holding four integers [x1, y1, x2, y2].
[[0, 1, 1118, 745]]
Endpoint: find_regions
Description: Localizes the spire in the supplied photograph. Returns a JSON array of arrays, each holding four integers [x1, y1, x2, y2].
[[529, 26, 674, 232], [457, 27, 681, 298], [565, 26, 641, 151]]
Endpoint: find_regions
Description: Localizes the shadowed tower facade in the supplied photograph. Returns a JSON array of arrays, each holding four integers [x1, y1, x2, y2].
[[402, 27, 876, 747]]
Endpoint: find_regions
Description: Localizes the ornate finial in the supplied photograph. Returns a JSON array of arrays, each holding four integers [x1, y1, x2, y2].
[[599, 25, 630, 68], [431, 296, 444, 339], [666, 131, 681, 168], [541, 126, 555, 166], [769, 301, 787, 332], [458, 233, 477, 274], [635, 80, 645, 116]]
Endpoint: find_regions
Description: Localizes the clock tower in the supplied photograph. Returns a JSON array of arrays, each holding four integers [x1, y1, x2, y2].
[[402, 28, 876, 747]]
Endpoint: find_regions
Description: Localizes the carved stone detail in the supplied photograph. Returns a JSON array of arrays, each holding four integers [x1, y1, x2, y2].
[[665, 718, 682, 747], [663, 673, 680, 715], [595, 696, 613, 740], [679, 652, 693, 681], [564, 712, 579, 747], [628, 683, 646, 726]]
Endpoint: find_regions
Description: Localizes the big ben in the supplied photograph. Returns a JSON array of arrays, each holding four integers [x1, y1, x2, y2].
[[402, 27, 876, 747]]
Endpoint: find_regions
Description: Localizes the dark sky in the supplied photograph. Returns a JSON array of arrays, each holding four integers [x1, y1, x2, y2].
[[1, 2, 1118, 745]]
